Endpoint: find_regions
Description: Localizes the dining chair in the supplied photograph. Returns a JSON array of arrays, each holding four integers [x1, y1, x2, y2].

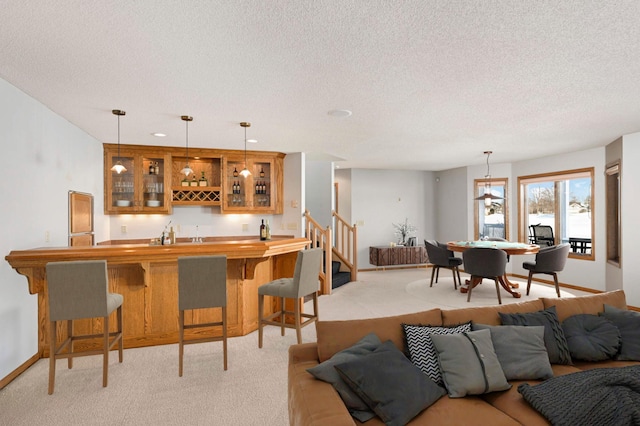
[[258, 248, 323, 348], [462, 247, 507, 304], [523, 243, 570, 298], [178, 255, 228, 375], [46, 260, 123, 394], [528, 224, 555, 246], [424, 240, 462, 290]]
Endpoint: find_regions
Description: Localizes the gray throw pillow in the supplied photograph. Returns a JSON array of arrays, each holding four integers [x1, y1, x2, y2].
[[499, 305, 572, 365], [431, 329, 511, 398], [402, 322, 472, 386], [472, 324, 553, 380], [600, 304, 640, 361], [306, 332, 381, 421], [335, 340, 445, 426], [562, 314, 620, 361]]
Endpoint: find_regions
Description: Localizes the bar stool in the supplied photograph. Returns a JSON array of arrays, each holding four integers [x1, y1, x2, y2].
[[258, 248, 323, 348], [178, 255, 228, 375], [46, 260, 123, 394]]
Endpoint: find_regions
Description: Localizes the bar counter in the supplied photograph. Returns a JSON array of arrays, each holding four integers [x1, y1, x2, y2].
[[5, 236, 309, 357]]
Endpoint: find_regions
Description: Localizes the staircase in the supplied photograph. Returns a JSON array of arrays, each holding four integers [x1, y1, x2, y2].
[[304, 210, 358, 294]]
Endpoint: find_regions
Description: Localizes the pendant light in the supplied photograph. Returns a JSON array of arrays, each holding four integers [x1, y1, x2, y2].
[[475, 151, 504, 207], [239, 122, 251, 178], [110, 109, 127, 174], [180, 115, 194, 176]]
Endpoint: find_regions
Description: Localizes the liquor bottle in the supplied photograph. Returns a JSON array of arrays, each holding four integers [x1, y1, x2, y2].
[[259, 167, 265, 178], [190, 175, 198, 186], [265, 219, 271, 240], [155, 162, 160, 175], [260, 219, 266, 240], [199, 171, 208, 187], [181, 176, 189, 187], [149, 162, 154, 174], [233, 167, 239, 177], [255, 181, 260, 194], [168, 226, 176, 244]]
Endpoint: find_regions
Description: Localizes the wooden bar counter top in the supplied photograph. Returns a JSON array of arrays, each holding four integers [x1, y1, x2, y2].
[[5, 236, 309, 357]]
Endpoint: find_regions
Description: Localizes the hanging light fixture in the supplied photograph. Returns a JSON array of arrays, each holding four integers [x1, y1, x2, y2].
[[475, 151, 504, 207], [110, 109, 127, 174], [239, 122, 251, 178], [180, 115, 194, 176]]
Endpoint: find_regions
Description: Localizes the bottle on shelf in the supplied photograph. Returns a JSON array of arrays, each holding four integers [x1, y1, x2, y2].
[[259, 167, 265, 178], [149, 162, 155, 175], [260, 219, 266, 240], [233, 167, 239, 177], [199, 171, 208, 187], [190, 174, 198, 186], [181, 176, 190, 187], [265, 219, 271, 240], [155, 162, 160, 175], [169, 226, 176, 244]]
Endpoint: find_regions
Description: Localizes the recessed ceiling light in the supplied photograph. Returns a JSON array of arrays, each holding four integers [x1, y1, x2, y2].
[[152, 132, 166, 137], [247, 139, 258, 143], [328, 109, 352, 117]]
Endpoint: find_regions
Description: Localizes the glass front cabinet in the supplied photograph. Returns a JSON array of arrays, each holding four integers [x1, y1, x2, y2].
[[104, 148, 171, 214], [221, 154, 283, 214]]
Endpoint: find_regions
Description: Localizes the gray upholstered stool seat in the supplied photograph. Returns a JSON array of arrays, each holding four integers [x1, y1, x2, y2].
[[178, 255, 228, 376], [258, 248, 323, 348], [46, 260, 123, 394]]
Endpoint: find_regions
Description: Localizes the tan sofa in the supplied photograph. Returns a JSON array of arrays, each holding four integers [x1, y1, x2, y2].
[[288, 290, 638, 425]]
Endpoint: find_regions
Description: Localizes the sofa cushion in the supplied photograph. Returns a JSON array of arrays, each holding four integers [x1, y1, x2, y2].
[[472, 324, 553, 380], [562, 314, 620, 361], [316, 308, 442, 362], [431, 329, 511, 398], [335, 340, 445, 426], [541, 289, 627, 322], [306, 333, 382, 421], [499, 305, 572, 365], [442, 299, 544, 326], [403, 322, 471, 385], [601, 304, 640, 361]]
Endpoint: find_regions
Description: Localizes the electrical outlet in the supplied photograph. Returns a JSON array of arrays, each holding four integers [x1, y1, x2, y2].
[[242, 223, 248, 232], [121, 225, 127, 234], [45, 231, 50, 242], [357, 220, 365, 226], [291, 200, 299, 208], [287, 222, 298, 230]]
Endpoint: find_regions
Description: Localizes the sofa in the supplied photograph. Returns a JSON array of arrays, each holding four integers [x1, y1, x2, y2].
[[288, 290, 640, 425]]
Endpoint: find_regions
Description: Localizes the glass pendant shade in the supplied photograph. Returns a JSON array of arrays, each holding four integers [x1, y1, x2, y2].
[[239, 122, 251, 177], [181, 115, 194, 176], [110, 109, 127, 174]]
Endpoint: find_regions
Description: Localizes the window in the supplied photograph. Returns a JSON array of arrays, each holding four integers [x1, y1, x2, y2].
[[474, 178, 508, 240], [606, 163, 620, 266], [518, 168, 594, 260]]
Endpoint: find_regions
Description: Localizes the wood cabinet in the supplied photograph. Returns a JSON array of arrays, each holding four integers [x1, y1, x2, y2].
[[104, 149, 171, 214], [104, 144, 284, 214], [221, 154, 283, 214], [369, 245, 428, 268]]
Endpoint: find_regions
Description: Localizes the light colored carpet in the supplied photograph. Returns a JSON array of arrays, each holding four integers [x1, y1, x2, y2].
[[0, 269, 590, 425]]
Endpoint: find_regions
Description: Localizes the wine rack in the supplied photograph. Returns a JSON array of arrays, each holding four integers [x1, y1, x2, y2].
[[171, 187, 221, 205]]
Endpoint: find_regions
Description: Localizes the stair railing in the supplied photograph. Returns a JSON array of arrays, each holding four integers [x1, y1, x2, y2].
[[304, 210, 333, 295], [332, 210, 358, 282]]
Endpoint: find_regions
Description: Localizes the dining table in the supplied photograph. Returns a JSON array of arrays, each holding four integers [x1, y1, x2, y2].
[[447, 240, 540, 298]]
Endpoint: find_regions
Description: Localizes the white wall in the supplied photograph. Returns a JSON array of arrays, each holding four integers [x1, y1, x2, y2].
[[0, 78, 106, 379], [433, 167, 468, 242], [335, 168, 352, 224], [621, 133, 640, 306], [305, 160, 333, 228], [350, 169, 436, 268], [510, 147, 606, 291]]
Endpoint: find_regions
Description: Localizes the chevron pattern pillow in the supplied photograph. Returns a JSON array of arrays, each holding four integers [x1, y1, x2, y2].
[[402, 322, 471, 386]]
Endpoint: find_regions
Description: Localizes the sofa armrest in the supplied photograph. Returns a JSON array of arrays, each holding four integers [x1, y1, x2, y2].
[[288, 343, 355, 426]]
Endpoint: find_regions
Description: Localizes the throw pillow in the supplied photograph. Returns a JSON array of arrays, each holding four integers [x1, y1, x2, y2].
[[306, 332, 382, 421], [402, 322, 472, 385], [562, 314, 620, 361], [600, 304, 640, 361], [431, 329, 511, 397], [472, 324, 553, 380], [335, 340, 445, 426], [499, 305, 572, 365]]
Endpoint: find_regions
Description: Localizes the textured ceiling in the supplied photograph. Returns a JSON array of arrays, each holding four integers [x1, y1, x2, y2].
[[2, 1, 640, 170]]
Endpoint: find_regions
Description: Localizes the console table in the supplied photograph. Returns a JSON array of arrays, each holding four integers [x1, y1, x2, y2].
[[369, 245, 428, 269]]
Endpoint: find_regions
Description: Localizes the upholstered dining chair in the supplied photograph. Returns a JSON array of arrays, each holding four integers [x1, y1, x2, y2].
[[258, 248, 323, 348], [462, 247, 508, 304], [178, 255, 228, 375], [45, 260, 123, 394], [486, 237, 510, 261], [424, 240, 462, 290], [523, 243, 570, 298]]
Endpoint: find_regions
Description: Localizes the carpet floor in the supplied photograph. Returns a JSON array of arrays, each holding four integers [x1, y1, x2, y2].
[[0, 269, 590, 425]]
